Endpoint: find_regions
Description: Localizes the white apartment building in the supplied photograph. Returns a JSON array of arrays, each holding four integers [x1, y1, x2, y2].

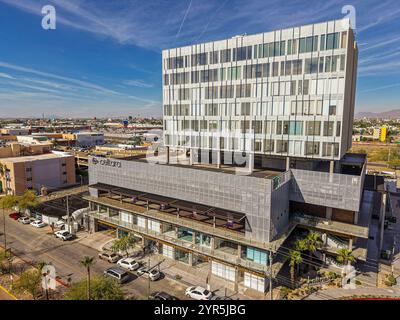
[[162, 19, 357, 166]]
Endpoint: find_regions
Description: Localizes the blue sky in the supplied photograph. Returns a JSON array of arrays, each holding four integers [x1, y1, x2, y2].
[[0, 0, 399, 118]]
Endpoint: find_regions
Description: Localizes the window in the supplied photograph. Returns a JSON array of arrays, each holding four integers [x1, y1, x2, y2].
[[252, 120, 263, 134], [322, 142, 340, 157], [305, 58, 318, 74], [306, 121, 321, 136], [227, 67, 241, 80], [323, 121, 334, 136], [241, 102, 251, 115], [336, 121, 341, 137], [276, 140, 288, 153], [340, 54, 346, 71], [292, 60, 302, 75], [272, 62, 279, 77], [233, 46, 252, 61], [326, 32, 339, 50], [220, 49, 231, 63], [320, 34, 326, 51], [191, 53, 208, 66], [264, 139, 274, 152], [303, 80, 309, 95], [329, 105, 337, 115], [236, 84, 251, 98], [210, 51, 219, 64], [305, 142, 320, 155], [289, 121, 303, 135]]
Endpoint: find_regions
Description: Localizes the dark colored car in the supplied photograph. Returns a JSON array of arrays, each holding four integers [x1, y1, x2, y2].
[[150, 291, 178, 300], [9, 212, 20, 220]]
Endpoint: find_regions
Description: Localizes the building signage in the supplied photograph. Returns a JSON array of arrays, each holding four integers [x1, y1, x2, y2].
[[91, 157, 122, 168]]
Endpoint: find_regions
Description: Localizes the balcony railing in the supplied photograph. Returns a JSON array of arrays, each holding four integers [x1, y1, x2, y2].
[[89, 211, 269, 273]]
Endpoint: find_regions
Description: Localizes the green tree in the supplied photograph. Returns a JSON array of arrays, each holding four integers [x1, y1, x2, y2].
[[64, 276, 125, 300], [17, 190, 39, 213], [111, 235, 137, 257], [305, 231, 323, 264], [336, 248, 355, 266], [80, 256, 94, 300], [289, 250, 302, 286], [0, 195, 19, 251], [14, 268, 42, 300]]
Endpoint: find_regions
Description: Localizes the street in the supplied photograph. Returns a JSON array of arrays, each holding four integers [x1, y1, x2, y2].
[[0, 212, 188, 300]]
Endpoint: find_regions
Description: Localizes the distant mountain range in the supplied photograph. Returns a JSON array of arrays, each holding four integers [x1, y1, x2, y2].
[[355, 109, 400, 119]]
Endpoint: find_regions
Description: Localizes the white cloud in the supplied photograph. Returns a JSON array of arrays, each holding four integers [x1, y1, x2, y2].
[[122, 79, 154, 88]]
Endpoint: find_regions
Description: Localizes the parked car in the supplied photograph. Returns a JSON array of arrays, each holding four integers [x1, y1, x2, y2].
[[137, 266, 161, 281], [18, 216, 31, 224], [150, 291, 178, 300], [8, 212, 20, 220], [30, 220, 47, 228], [103, 267, 130, 284], [117, 257, 140, 271], [185, 286, 212, 300], [55, 220, 66, 228], [98, 251, 120, 263], [54, 230, 73, 241]]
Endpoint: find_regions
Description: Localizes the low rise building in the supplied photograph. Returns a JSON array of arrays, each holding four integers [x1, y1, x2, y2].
[[0, 151, 76, 195]]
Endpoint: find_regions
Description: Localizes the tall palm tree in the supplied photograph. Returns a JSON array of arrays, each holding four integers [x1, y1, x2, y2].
[[305, 231, 323, 264], [289, 250, 302, 286], [336, 248, 355, 266], [80, 256, 94, 300]]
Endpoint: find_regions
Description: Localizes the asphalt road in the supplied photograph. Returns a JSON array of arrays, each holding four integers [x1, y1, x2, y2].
[[0, 213, 187, 300]]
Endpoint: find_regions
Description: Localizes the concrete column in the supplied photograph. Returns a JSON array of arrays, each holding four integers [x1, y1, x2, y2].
[[175, 226, 179, 238], [286, 156, 290, 171], [248, 153, 254, 173], [166, 146, 170, 164], [188, 253, 193, 266], [234, 267, 239, 292], [189, 149, 193, 166], [348, 238, 353, 250], [329, 160, 334, 183], [217, 151, 221, 169], [192, 231, 196, 244], [237, 244, 242, 259], [210, 237, 215, 254], [326, 207, 332, 220]]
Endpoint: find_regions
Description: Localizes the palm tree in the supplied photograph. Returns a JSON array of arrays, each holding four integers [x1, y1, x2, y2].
[[289, 250, 302, 286], [336, 248, 355, 266], [80, 256, 94, 300], [305, 231, 323, 264], [294, 238, 307, 252]]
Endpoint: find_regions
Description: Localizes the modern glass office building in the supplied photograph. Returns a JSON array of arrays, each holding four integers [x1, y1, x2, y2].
[[86, 19, 371, 295]]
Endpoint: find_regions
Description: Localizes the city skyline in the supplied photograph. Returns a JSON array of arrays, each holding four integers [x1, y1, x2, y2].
[[0, 0, 399, 117]]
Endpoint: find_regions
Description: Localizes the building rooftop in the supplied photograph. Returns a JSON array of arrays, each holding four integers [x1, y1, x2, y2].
[[1, 151, 73, 163]]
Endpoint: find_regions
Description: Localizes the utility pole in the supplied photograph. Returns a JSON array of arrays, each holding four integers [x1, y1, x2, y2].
[[269, 251, 273, 300], [66, 195, 71, 233]]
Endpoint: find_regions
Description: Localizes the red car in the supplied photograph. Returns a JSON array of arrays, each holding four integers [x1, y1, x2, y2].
[[8, 212, 20, 220]]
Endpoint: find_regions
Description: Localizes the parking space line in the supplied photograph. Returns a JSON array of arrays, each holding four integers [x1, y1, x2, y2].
[[0, 284, 17, 300]]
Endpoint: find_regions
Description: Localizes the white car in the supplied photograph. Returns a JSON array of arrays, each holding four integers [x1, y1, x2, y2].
[[55, 220, 66, 228], [18, 216, 31, 224], [117, 257, 140, 271], [185, 286, 212, 300], [54, 230, 73, 241], [137, 266, 161, 281], [30, 220, 47, 228]]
